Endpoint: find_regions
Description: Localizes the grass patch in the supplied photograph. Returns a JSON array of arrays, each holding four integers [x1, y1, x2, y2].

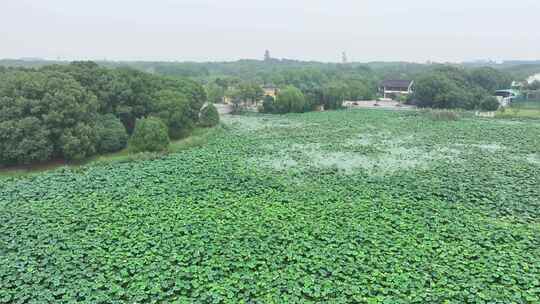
[[420, 109, 461, 121], [169, 126, 222, 152], [0, 161, 69, 179], [495, 107, 540, 119], [494, 100, 540, 119], [511, 100, 540, 109]]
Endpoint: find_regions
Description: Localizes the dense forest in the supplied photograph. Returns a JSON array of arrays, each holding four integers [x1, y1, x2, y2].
[[0, 62, 207, 166]]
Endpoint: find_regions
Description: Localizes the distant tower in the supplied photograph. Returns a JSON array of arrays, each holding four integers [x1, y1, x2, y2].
[[264, 50, 271, 61], [342, 51, 348, 64]]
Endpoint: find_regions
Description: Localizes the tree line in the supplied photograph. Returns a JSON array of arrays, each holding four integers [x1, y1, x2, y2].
[[3, 58, 523, 113], [0, 61, 217, 166], [204, 64, 514, 113], [204, 65, 377, 114], [151, 59, 516, 113]]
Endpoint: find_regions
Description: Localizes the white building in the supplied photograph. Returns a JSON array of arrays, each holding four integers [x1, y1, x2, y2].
[[527, 73, 540, 84]]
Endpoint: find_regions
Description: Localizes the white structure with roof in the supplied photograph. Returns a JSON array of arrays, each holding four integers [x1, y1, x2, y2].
[[527, 73, 540, 84], [379, 80, 414, 100]]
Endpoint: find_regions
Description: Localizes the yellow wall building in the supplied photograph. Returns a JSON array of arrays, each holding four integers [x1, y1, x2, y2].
[[263, 86, 278, 98]]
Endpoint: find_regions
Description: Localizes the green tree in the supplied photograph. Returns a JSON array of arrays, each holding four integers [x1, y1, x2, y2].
[[262, 95, 276, 113], [414, 74, 458, 108], [469, 67, 512, 92], [60, 123, 98, 161], [343, 80, 374, 101], [110, 68, 156, 133], [274, 86, 306, 113], [323, 82, 347, 109], [0, 117, 53, 165], [163, 77, 207, 126], [199, 104, 220, 127], [414, 72, 482, 110], [237, 82, 264, 105], [479, 96, 500, 111], [206, 83, 225, 104], [95, 114, 128, 153], [226, 88, 243, 113], [0, 69, 99, 165], [129, 117, 170, 153], [151, 89, 192, 139]]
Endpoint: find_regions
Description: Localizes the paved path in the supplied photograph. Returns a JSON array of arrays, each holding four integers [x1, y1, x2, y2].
[[214, 103, 233, 115], [343, 100, 416, 110], [214, 101, 416, 116]]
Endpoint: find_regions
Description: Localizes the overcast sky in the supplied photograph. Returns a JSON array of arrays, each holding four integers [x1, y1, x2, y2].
[[1, 0, 539, 63]]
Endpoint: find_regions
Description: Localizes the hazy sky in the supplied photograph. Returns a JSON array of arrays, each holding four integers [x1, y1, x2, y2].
[[1, 0, 539, 62]]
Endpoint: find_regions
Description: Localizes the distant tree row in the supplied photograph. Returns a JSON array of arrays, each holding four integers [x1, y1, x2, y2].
[[262, 86, 307, 114], [203, 67, 376, 114], [251, 65, 513, 113], [259, 83, 369, 114], [203, 65, 514, 114], [0, 62, 212, 166]]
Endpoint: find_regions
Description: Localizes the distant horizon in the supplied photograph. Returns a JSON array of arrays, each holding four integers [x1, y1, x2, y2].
[[2, 1, 539, 63], [2, 56, 540, 65]]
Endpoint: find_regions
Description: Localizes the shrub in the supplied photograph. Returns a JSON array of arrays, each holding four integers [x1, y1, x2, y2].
[[398, 94, 408, 103], [129, 117, 170, 153], [95, 114, 128, 153], [387, 93, 398, 101], [479, 96, 500, 112], [199, 104, 220, 127], [262, 95, 276, 113]]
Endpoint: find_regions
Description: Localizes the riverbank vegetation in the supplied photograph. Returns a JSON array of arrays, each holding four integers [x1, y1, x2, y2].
[[0, 62, 207, 167]]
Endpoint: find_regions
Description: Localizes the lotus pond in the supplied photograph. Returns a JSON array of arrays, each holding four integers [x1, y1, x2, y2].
[[1, 109, 539, 303]]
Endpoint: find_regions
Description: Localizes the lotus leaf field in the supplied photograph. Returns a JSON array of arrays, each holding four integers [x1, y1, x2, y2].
[[1, 109, 539, 303]]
